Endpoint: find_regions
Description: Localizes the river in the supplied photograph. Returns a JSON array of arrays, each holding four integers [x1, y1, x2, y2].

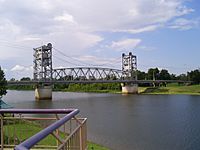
[[3, 90, 200, 150]]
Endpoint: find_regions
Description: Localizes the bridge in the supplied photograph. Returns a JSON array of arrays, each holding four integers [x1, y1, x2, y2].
[[8, 43, 139, 99], [7, 43, 190, 100]]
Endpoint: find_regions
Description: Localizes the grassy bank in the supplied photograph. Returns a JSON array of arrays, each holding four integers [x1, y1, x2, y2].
[[139, 84, 200, 95], [4, 121, 109, 150], [7, 85, 34, 90], [54, 83, 121, 94], [8, 83, 200, 95]]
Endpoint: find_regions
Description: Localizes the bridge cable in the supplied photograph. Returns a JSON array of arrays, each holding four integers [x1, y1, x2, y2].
[[53, 55, 83, 67], [53, 47, 121, 68], [53, 47, 95, 66]]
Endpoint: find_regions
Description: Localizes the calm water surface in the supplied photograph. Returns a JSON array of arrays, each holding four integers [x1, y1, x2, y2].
[[3, 90, 200, 150]]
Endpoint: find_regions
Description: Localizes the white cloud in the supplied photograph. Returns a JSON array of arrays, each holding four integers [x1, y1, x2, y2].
[[0, 19, 21, 35], [54, 12, 76, 24], [1, 67, 8, 72], [109, 39, 141, 51], [118, 25, 160, 34], [169, 18, 199, 30], [0, 0, 196, 78], [18, 37, 41, 42], [0, 0, 194, 51], [60, 0, 193, 32], [0, 0, 194, 39], [9, 65, 33, 79], [11, 65, 32, 72], [11, 65, 24, 71]]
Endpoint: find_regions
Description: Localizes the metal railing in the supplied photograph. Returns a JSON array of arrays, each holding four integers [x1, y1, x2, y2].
[[0, 109, 87, 150]]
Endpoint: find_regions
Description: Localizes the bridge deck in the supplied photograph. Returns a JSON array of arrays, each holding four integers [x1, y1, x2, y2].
[[7, 80, 192, 85]]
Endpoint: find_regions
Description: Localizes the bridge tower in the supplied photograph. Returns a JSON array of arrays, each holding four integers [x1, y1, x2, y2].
[[121, 52, 138, 94], [33, 43, 53, 100]]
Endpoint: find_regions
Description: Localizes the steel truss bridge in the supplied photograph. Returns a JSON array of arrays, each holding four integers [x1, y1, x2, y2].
[[8, 65, 190, 86], [7, 43, 191, 86]]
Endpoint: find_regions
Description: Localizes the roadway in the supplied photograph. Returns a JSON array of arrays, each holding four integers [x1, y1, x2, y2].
[[7, 80, 192, 85]]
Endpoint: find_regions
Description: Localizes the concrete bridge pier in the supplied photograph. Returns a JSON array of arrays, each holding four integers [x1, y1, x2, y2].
[[121, 83, 138, 94], [35, 85, 52, 100]]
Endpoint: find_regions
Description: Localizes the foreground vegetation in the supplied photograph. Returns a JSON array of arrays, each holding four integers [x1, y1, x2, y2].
[[139, 84, 200, 95], [4, 121, 109, 150]]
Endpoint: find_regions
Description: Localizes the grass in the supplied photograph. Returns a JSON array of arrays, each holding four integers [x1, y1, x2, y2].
[[139, 84, 200, 95], [3, 121, 110, 150], [88, 141, 110, 150], [4, 121, 59, 146]]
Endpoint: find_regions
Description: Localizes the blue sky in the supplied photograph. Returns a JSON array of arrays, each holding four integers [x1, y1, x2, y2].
[[0, 0, 199, 79]]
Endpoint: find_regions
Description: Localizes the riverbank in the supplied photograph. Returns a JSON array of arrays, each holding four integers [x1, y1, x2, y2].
[[139, 84, 200, 95], [7, 83, 200, 95], [57, 83, 200, 95]]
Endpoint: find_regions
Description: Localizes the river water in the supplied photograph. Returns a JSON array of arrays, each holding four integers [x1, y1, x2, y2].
[[3, 90, 200, 150]]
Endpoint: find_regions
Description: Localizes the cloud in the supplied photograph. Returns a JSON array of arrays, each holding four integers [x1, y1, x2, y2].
[[54, 12, 76, 24], [109, 39, 141, 51], [0, 1, 194, 47], [0, 0, 196, 78], [11, 65, 32, 72], [9, 65, 33, 79], [118, 25, 159, 34], [0, 0, 194, 38], [1, 67, 8, 72], [65, 0, 193, 33], [169, 18, 200, 30]]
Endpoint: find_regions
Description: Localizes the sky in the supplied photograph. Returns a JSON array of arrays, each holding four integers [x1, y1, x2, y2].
[[0, 0, 199, 79]]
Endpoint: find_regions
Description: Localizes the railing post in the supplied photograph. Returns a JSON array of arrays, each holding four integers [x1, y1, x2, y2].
[[80, 126, 82, 150], [0, 114, 4, 150], [55, 114, 60, 147]]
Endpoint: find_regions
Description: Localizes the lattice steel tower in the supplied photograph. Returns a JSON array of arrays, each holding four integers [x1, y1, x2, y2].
[[33, 43, 53, 81], [122, 52, 137, 80]]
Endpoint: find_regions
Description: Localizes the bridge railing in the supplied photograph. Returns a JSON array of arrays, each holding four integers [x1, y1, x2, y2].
[[0, 109, 87, 150]]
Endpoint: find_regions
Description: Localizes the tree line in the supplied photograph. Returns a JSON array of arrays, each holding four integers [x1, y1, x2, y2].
[[7, 77, 34, 91], [137, 68, 200, 84]]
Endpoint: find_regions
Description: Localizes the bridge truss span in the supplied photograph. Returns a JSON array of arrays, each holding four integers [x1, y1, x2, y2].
[[53, 67, 123, 81]]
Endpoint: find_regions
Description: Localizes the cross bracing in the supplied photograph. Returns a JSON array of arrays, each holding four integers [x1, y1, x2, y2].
[[53, 67, 123, 81]]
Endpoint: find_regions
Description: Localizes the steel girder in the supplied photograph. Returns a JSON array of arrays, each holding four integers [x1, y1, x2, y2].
[[52, 67, 122, 81]]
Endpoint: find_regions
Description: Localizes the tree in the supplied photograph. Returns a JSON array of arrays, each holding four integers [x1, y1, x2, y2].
[[177, 74, 188, 81], [159, 69, 171, 80], [187, 69, 200, 84], [10, 78, 16, 81], [170, 74, 177, 80], [137, 70, 147, 80], [147, 68, 159, 80], [0, 67, 7, 97], [20, 77, 31, 81]]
